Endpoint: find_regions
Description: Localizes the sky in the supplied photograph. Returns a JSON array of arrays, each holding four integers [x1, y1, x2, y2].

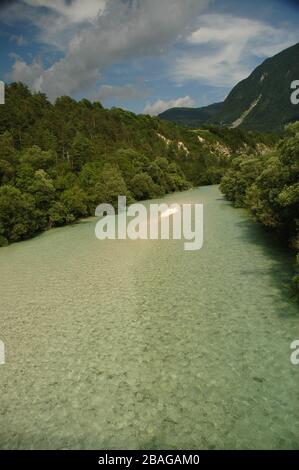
[[0, 0, 299, 115]]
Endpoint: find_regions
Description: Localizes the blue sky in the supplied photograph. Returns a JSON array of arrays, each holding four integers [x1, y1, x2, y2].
[[1, 0, 299, 114]]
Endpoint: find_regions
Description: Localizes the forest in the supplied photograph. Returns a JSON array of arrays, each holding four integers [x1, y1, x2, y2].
[[221, 122, 299, 295], [0, 82, 272, 247]]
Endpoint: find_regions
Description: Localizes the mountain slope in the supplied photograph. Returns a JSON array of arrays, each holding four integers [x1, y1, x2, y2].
[[158, 102, 223, 127], [218, 42, 299, 131], [159, 42, 299, 132]]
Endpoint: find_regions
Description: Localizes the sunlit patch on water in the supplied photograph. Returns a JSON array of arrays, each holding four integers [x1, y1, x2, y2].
[[160, 207, 179, 218]]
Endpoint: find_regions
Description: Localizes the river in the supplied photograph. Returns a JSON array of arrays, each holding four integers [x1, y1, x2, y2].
[[0, 185, 298, 449]]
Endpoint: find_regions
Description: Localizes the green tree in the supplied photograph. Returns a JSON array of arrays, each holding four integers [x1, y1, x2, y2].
[[129, 173, 160, 200], [0, 186, 40, 243], [94, 164, 131, 207], [60, 187, 88, 219]]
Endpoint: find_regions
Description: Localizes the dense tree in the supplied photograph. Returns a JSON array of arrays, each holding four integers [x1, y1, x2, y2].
[[129, 173, 160, 200], [0, 82, 271, 246], [95, 164, 131, 207], [0, 186, 39, 244], [221, 123, 299, 294], [60, 187, 88, 219]]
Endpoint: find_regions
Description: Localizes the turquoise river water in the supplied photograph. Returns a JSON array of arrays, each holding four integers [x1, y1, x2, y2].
[[0, 185, 298, 449]]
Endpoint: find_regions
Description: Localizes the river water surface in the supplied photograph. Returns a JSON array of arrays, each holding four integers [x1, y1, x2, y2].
[[0, 185, 298, 449]]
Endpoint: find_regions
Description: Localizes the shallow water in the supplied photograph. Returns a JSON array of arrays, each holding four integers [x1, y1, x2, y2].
[[0, 185, 298, 449]]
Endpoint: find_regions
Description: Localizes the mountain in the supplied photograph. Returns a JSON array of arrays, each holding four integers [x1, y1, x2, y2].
[[158, 102, 223, 128], [159, 42, 299, 132]]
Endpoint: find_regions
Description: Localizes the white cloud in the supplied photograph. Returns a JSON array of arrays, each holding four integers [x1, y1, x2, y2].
[[5, 3, 299, 104], [11, 57, 45, 86], [173, 14, 299, 87], [23, 0, 106, 24], [7, 0, 210, 100], [143, 96, 195, 115], [1, 0, 107, 51], [94, 84, 150, 103]]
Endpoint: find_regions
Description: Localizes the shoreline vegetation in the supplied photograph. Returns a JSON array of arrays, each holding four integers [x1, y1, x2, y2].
[[220, 122, 299, 296], [0, 82, 297, 294], [0, 82, 273, 247]]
